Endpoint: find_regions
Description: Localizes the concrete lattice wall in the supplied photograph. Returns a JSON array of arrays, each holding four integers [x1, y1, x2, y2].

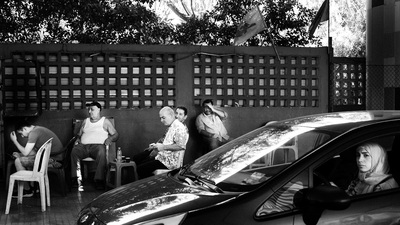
[[1, 44, 329, 166]]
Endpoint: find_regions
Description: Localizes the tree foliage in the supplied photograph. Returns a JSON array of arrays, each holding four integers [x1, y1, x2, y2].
[[172, 0, 318, 46], [332, 0, 366, 57], [0, 0, 173, 44], [297, 0, 366, 57], [0, 0, 365, 56]]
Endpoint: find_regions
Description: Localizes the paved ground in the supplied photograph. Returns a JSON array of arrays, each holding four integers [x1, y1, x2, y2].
[[0, 176, 105, 225]]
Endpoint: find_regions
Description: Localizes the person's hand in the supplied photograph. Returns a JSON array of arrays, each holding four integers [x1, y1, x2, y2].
[[149, 149, 159, 158], [153, 143, 165, 151], [205, 103, 214, 112], [74, 138, 80, 145], [12, 152, 20, 158], [104, 137, 112, 146], [10, 131, 17, 142], [148, 143, 157, 150]]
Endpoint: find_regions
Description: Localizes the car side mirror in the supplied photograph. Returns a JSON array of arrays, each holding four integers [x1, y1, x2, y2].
[[294, 185, 351, 225]]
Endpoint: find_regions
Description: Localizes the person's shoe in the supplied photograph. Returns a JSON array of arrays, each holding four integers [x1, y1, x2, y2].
[[71, 177, 84, 191], [78, 185, 84, 192], [12, 188, 34, 198], [30, 183, 39, 195]]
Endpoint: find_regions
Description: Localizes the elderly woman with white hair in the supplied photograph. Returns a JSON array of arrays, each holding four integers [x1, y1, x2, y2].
[[346, 142, 399, 196]]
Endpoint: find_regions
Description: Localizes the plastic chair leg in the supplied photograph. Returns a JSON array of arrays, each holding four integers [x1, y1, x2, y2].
[[45, 176, 51, 206], [39, 179, 46, 212], [5, 179, 15, 214], [17, 181, 24, 204]]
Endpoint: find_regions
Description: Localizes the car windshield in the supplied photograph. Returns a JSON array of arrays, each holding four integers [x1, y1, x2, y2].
[[187, 111, 376, 191]]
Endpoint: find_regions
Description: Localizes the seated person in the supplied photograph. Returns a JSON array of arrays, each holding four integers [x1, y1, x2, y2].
[[346, 142, 398, 196], [71, 101, 119, 189], [175, 106, 188, 125], [9, 120, 63, 197], [132, 106, 189, 179]]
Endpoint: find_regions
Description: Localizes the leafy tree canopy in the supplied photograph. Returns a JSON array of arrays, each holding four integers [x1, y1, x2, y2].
[[0, 0, 365, 57], [172, 0, 318, 46], [0, 0, 172, 44]]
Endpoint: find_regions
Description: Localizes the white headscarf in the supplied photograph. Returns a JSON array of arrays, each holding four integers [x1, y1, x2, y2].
[[357, 142, 390, 185]]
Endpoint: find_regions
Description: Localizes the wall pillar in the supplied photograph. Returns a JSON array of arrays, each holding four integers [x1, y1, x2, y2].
[[366, 0, 400, 109]]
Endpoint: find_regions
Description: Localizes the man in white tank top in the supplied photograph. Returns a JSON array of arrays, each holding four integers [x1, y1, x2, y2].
[[71, 101, 119, 190]]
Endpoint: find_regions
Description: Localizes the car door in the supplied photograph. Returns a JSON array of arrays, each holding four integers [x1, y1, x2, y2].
[[222, 171, 308, 225], [294, 133, 400, 225]]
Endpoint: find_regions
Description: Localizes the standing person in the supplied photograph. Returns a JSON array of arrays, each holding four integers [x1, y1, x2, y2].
[[9, 120, 63, 197], [175, 106, 188, 124], [346, 142, 398, 196], [132, 106, 189, 179], [70, 101, 119, 190], [196, 99, 230, 154]]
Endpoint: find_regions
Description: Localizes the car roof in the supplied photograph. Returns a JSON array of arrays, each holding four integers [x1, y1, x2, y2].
[[278, 110, 400, 134]]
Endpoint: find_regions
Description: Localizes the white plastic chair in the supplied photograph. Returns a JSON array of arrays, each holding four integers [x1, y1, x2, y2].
[[273, 137, 299, 164], [5, 138, 53, 214], [247, 136, 299, 170]]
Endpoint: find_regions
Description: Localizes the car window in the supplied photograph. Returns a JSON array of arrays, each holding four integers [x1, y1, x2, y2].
[[255, 171, 309, 217], [215, 132, 331, 192], [313, 135, 400, 196], [191, 122, 335, 188], [255, 134, 400, 218], [248, 131, 331, 169]]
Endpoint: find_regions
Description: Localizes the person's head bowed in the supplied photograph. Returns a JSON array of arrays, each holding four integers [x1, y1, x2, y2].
[[159, 106, 176, 126], [14, 120, 33, 138]]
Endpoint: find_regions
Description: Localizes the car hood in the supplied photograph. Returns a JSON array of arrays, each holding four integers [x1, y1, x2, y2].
[[85, 173, 238, 224]]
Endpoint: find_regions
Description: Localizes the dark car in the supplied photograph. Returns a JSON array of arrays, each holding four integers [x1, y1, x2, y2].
[[77, 111, 400, 225]]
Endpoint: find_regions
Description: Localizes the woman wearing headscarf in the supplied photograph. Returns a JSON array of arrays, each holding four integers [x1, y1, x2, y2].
[[346, 142, 398, 196]]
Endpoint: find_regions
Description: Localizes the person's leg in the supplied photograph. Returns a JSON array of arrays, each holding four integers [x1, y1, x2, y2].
[[14, 156, 35, 196], [136, 159, 167, 179], [14, 157, 31, 190], [89, 144, 107, 181], [209, 138, 220, 150], [14, 157, 25, 171], [70, 144, 89, 189], [202, 136, 219, 154], [131, 150, 152, 164], [70, 144, 88, 177]]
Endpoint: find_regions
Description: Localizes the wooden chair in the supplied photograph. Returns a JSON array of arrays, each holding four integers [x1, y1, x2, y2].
[[5, 138, 53, 214], [72, 118, 116, 181]]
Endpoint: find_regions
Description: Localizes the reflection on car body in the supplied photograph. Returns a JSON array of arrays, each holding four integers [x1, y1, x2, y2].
[[320, 209, 400, 225], [77, 110, 400, 225]]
